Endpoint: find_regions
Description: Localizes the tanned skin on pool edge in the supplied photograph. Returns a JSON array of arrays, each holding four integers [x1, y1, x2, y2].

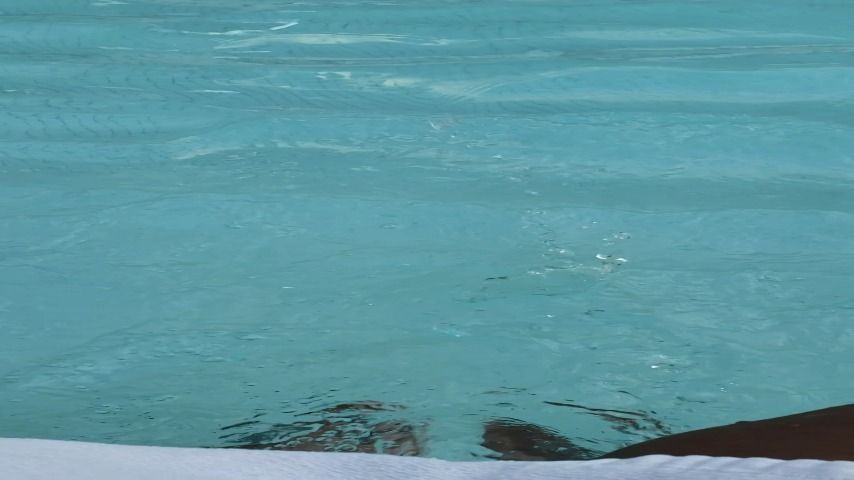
[[600, 403, 854, 461]]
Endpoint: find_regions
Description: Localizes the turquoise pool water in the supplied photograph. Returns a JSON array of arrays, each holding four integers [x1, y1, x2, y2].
[[2, 0, 854, 460]]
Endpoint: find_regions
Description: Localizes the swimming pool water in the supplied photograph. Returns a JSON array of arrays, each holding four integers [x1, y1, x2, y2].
[[2, 0, 854, 460]]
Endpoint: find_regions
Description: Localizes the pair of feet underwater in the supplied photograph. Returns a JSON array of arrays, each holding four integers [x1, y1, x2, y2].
[[224, 401, 854, 461]]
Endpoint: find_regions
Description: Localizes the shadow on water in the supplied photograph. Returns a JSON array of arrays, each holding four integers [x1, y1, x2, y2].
[[542, 400, 672, 438]]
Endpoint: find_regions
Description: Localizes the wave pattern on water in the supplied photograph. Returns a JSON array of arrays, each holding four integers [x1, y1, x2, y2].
[[1, 0, 854, 460]]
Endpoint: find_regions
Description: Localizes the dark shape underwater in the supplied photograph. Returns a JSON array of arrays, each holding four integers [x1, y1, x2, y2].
[[224, 402, 854, 462], [221, 401, 423, 456]]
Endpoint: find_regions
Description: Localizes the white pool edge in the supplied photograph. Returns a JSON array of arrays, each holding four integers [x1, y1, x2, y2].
[[2, 438, 854, 480]]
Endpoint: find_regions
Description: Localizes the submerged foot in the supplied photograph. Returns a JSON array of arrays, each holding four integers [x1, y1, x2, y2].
[[222, 401, 424, 456], [481, 418, 601, 460]]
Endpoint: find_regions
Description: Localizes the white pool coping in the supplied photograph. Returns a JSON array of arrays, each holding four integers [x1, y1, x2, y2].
[[2, 438, 854, 480]]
